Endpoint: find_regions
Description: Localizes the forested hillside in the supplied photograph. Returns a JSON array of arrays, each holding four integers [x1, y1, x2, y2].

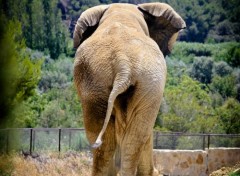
[[60, 0, 240, 43], [0, 0, 239, 134]]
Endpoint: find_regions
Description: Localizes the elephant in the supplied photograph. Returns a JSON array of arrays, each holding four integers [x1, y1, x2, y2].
[[73, 3, 185, 176]]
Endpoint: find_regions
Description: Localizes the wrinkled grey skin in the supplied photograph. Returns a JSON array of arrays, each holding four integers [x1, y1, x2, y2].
[[73, 3, 185, 176]]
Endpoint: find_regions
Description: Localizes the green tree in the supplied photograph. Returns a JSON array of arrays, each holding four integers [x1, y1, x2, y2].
[[213, 61, 233, 77], [30, 0, 45, 50], [190, 57, 214, 84], [0, 17, 42, 128], [42, 0, 68, 59], [216, 98, 240, 134], [158, 75, 218, 133], [210, 75, 237, 99], [1, 0, 68, 59], [39, 56, 73, 92], [39, 86, 83, 128], [0, 0, 28, 25], [233, 70, 240, 101], [226, 45, 240, 67]]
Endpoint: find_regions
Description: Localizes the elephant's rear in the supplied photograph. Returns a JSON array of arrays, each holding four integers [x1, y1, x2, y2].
[[73, 11, 167, 143], [73, 3, 185, 175]]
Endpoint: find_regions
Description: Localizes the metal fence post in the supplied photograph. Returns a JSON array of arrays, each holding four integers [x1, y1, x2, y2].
[[172, 134, 177, 150], [202, 135, 205, 150], [58, 128, 61, 153], [6, 129, 9, 154], [208, 134, 210, 149], [69, 130, 72, 149], [155, 132, 158, 148], [30, 128, 33, 155], [33, 130, 35, 152]]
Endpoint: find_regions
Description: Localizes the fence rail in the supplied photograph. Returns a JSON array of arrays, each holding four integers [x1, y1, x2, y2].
[[0, 128, 88, 154], [0, 128, 239, 154], [153, 131, 240, 150]]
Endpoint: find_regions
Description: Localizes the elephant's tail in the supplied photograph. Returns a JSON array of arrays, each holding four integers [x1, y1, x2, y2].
[[92, 59, 131, 148]]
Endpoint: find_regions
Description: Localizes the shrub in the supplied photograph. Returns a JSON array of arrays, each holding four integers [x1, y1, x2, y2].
[[226, 44, 240, 67]]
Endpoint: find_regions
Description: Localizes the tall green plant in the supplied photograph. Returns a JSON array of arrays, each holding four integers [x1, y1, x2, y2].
[[158, 75, 219, 133], [0, 0, 68, 59], [216, 98, 240, 134], [0, 17, 42, 128]]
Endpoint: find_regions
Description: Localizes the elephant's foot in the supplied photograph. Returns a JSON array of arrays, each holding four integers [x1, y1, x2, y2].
[[153, 168, 162, 176]]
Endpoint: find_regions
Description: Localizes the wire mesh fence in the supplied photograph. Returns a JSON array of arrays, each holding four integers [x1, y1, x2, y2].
[[0, 128, 89, 154], [153, 131, 240, 150], [0, 128, 239, 154]]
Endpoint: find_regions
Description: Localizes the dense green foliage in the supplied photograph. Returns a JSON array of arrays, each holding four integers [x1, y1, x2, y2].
[[62, 0, 240, 43], [0, 0, 70, 59], [155, 42, 240, 133], [0, 0, 239, 134], [1, 0, 240, 49], [0, 16, 42, 127]]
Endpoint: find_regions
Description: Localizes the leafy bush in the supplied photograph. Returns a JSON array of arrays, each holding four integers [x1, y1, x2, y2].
[[210, 75, 237, 99], [226, 44, 240, 67], [0, 17, 42, 128], [159, 75, 218, 133], [216, 98, 240, 134], [39, 56, 73, 92], [171, 42, 240, 63], [213, 61, 233, 77], [189, 57, 214, 84]]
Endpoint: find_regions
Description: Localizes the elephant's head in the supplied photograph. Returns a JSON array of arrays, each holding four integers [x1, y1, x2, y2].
[[73, 3, 186, 57]]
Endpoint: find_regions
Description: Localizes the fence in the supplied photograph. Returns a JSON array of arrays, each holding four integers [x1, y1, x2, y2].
[[153, 131, 240, 150], [0, 128, 239, 154], [0, 128, 89, 154]]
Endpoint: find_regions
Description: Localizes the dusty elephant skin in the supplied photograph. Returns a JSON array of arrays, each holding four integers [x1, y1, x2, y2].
[[73, 3, 185, 176]]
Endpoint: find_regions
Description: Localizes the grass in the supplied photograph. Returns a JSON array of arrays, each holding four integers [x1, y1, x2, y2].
[[0, 151, 92, 176], [210, 163, 240, 176], [1, 151, 239, 176]]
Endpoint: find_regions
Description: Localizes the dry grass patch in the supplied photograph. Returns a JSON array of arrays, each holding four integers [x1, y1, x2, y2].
[[210, 163, 240, 176], [0, 151, 92, 176]]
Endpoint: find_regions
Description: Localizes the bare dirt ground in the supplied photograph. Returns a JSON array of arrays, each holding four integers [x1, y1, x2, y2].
[[0, 152, 239, 176]]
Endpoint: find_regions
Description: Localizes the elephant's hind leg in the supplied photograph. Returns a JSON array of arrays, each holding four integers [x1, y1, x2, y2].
[[137, 134, 157, 176], [119, 89, 162, 176], [82, 97, 117, 176], [92, 122, 117, 176]]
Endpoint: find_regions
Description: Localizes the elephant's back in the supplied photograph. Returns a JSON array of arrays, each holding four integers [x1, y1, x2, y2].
[[74, 23, 166, 96], [74, 37, 116, 100]]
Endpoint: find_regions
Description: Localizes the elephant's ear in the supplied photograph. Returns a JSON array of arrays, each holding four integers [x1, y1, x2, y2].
[[73, 5, 109, 48], [138, 3, 186, 56]]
